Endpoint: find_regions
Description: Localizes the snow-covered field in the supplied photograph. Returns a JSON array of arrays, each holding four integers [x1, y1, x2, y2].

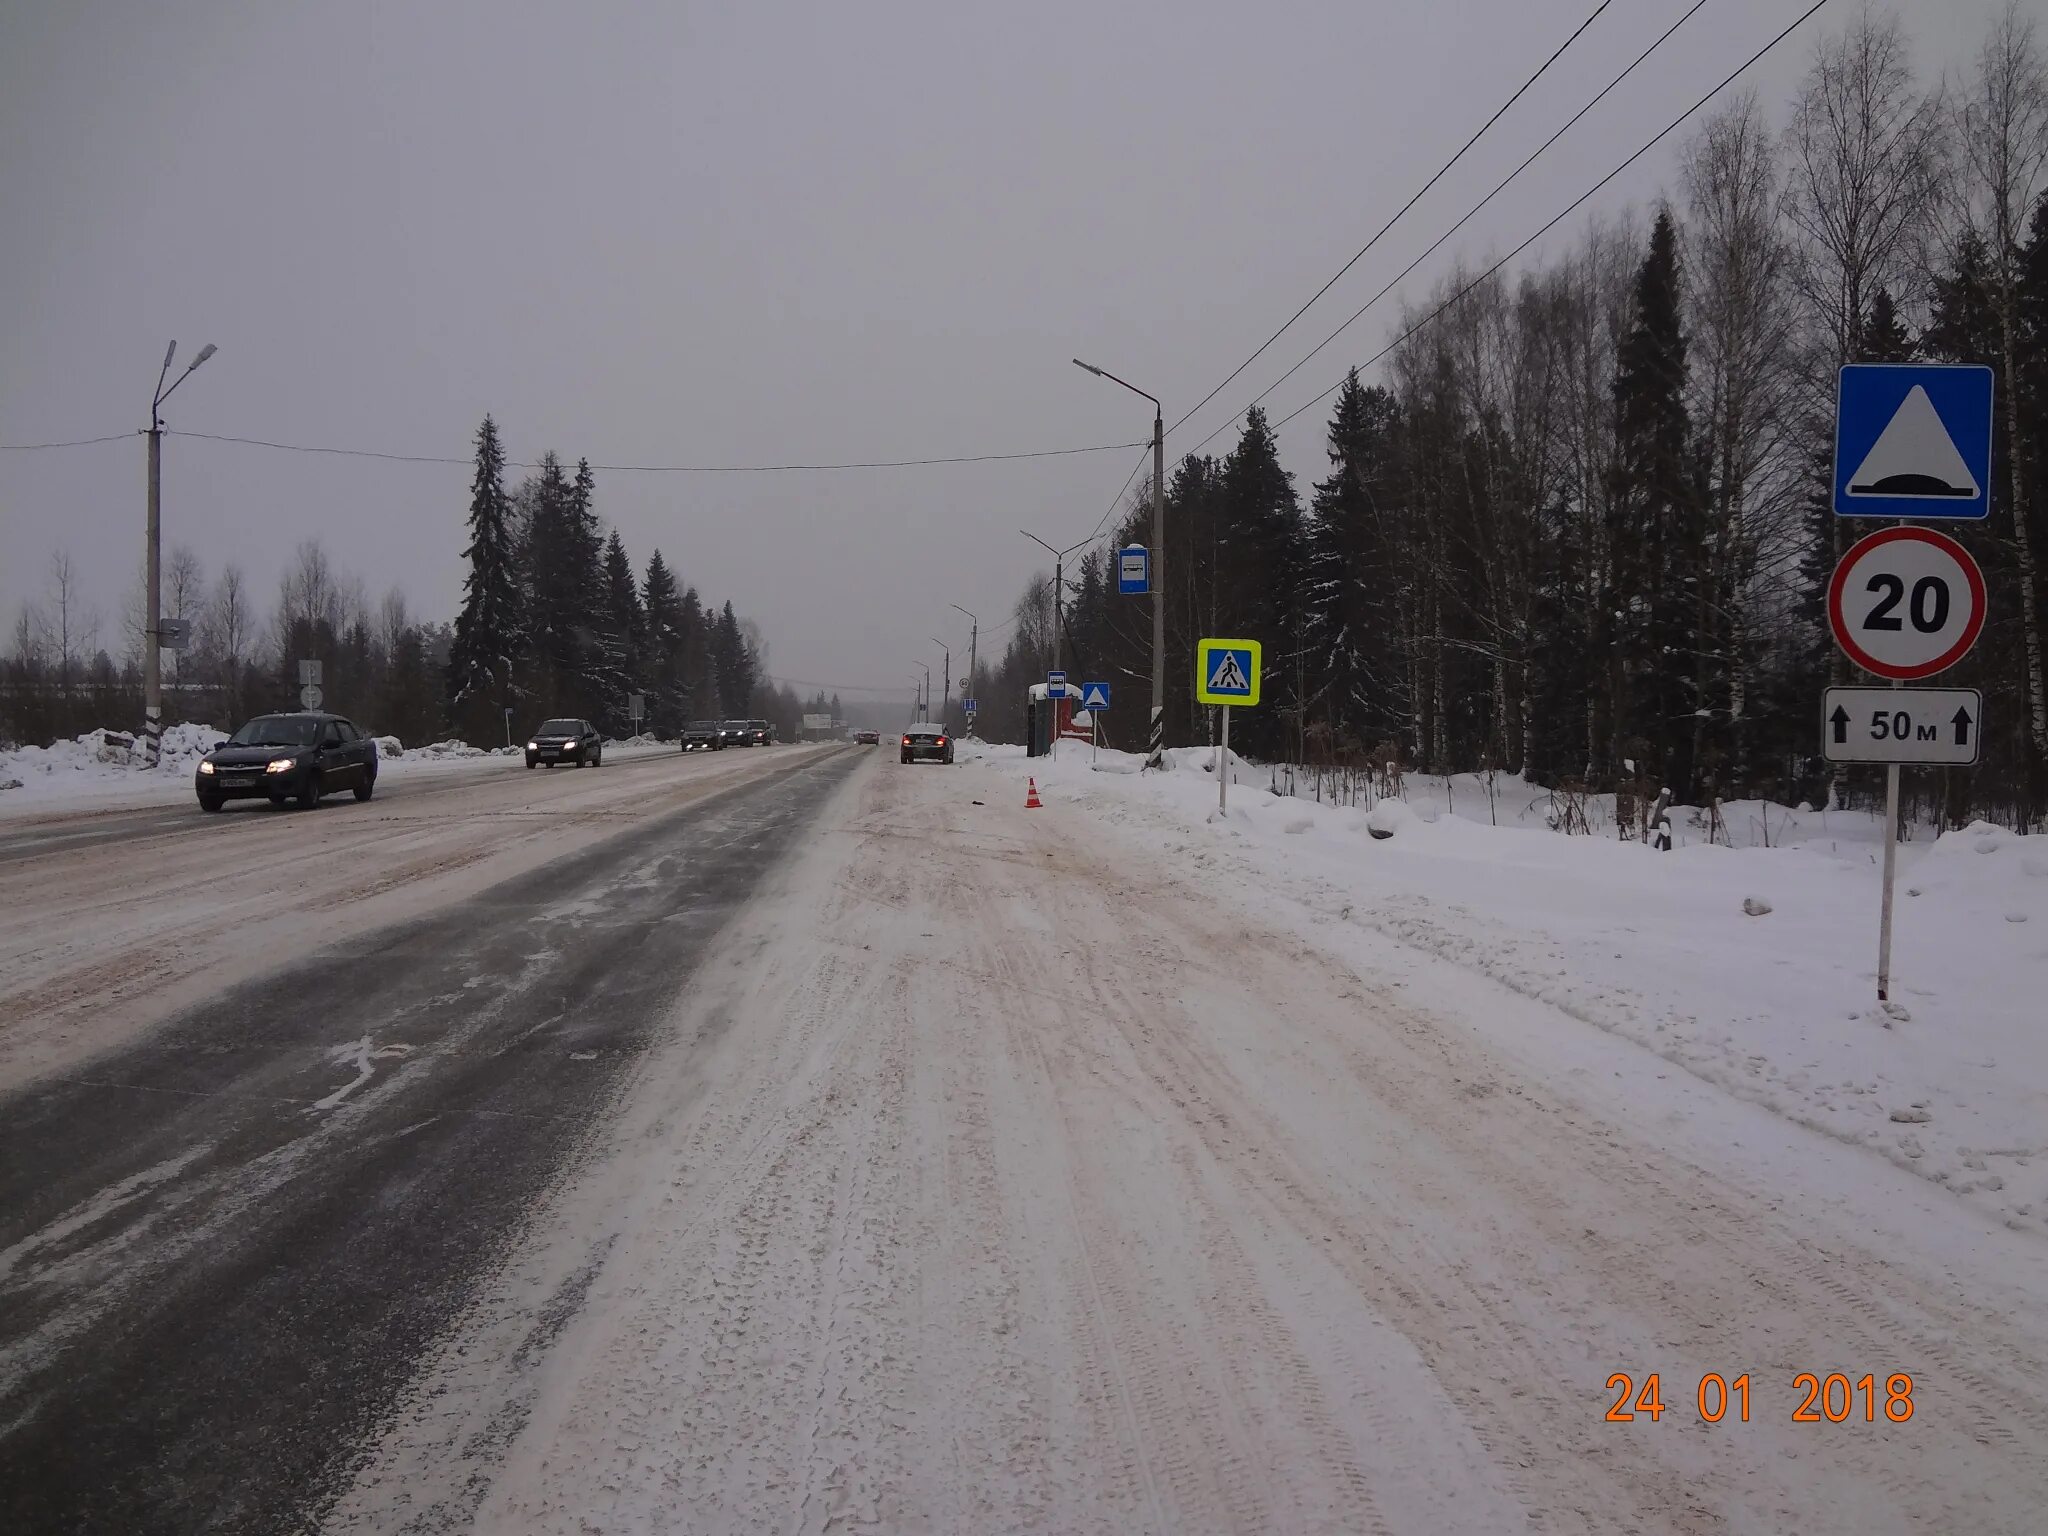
[[329, 744, 2048, 1534], [0, 725, 681, 817], [988, 742, 2048, 1237]]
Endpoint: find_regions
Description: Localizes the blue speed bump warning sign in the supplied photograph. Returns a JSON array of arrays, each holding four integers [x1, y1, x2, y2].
[[1196, 638, 1261, 706], [1079, 682, 1110, 711], [1834, 364, 1993, 520]]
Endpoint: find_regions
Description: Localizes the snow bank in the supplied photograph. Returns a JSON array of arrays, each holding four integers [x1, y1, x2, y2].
[[961, 740, 2048, 1234], [0, 723, 227, 806]]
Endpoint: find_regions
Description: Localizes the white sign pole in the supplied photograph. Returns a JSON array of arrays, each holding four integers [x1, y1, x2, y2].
[[1877, 678, 1901, 1002], [1218, 705, 1230, 815]]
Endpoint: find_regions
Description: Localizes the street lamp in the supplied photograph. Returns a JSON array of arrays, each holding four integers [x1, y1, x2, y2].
[[929, 637, 950, 728], [1074, 357, 1165, 768], [909, 661, 930, 721], [145, 340, 219, 765], [949, 603, 978, 733], [1020, 528, 1093, 686]]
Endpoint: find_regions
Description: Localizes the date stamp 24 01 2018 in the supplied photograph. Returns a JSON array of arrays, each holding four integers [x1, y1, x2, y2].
[[1605, 1372, 1915, 1424]]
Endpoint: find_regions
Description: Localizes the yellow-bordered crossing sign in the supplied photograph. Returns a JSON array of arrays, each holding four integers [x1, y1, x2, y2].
[[1196, 638, 1261, 706]]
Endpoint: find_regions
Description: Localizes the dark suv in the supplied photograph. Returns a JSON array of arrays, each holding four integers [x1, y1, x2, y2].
[[196, 712, 378, 810], [747, 719, 775, 746], [680, 720, 723, 751], [526, 718, 602, 768]]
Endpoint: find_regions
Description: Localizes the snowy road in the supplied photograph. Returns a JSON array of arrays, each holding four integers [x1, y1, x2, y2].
[[325, 753, 2047, 1535], [0, 745, 856, 1532], [3, 745, 2044, 1533]]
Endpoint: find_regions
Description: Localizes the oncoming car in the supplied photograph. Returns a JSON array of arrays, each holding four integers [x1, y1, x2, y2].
[[526, 719, 602, 768], [195, 712, 378, 811], [900, 724, 953, 765], [680, 720, 723, 751]]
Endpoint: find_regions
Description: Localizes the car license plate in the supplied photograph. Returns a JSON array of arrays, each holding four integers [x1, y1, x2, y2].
[[222, 774, 257, 786]]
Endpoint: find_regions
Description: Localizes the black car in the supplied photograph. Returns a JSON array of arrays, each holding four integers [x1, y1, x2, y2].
[[196, 712, 378, 811], [855, 729, 880, 746], [526, 718, 603, 769], [900, 724, 954, 764], [680, 720, 723, 751], [747, 719, 775, 746], [717, 719, 753, 748]]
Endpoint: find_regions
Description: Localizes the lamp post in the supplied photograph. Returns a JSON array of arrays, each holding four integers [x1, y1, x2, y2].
[[949, 602, 978, 736], [1020, 528, 1093, 684], [145, 340, 218, 765], [909, 661, 930, 721], [930, 638, 950, 731], [1074, 358, 1165, 768]]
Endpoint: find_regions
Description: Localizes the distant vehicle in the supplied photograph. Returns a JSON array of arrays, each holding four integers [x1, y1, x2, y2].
[[526, 718, 602, 769], [901, 723, 954, 765], [196, 712, 378, 811], [747, 719, 776, 746], [680, 720, 723, 752], [718, 719, 753, 747], [855, 729, 881, 746]]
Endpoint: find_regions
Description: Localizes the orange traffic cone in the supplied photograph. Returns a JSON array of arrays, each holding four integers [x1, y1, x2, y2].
[[1025, 777, 1042, 809]]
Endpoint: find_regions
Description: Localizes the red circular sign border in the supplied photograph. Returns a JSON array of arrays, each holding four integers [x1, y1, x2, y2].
[[1827, 526, 1987, 681]]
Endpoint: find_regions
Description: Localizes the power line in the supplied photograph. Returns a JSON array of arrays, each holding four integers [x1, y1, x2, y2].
[[1262, 0, 1833, 438], [1207, 0, 1710, 444], [1163, 0, 1617, 443], [0, 430, 137, 452], [162, 428, 1148, 473]]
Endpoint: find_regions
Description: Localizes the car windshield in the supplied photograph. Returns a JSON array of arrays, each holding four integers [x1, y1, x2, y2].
[[538, 720, 581, 735], [688, 721, 718, 731], [722, 721, 749, 728], [228, 717, 319, 747], [906, 726, 942, 738]]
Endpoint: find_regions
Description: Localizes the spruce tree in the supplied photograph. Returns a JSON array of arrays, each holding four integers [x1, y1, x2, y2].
[[600, 529, 644, 732], [1607, 209, 1698, 794], [1304, 371, 1403, 750], [712, 601, 754, 715], [1215, 407, 1304, 759], [642, 549, 686, 735], [447, 416, 522, 741]]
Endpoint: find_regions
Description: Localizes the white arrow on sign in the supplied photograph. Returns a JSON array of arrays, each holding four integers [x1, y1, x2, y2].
[[1824, 687, 1981, 766]]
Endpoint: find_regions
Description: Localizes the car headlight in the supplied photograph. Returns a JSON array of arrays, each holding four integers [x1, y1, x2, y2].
[[198, 760, 216, 775], [266, 757, 297, 774], [527, 740, 539, 750]]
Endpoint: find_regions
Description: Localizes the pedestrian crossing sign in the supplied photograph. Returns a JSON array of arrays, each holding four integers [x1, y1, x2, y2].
[[1196, 638, 1261, 706]]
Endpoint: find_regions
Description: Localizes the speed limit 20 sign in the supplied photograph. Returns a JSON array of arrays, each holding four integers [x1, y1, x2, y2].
[[1826, 526, 1986, 681]]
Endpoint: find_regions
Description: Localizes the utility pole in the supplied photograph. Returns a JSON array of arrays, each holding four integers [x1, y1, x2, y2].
[[1022, 528, 1090, 686], [1073, 360, 1166, 768], [930, 639, 949, 731], [144, 340, 218, 766], [950, 603, 978, 735]]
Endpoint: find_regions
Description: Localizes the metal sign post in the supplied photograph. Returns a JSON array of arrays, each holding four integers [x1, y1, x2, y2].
[[1195, 639, 1261, 816], [1826, 364, 1993, 1002]]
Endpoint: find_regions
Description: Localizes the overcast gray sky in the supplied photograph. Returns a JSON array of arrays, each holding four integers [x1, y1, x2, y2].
[[0, 0, 2010, 702]]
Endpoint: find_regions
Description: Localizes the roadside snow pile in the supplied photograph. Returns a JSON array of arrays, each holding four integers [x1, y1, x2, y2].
[[1365, 797, 1415, 840], [969, 740, 2048, 1234], [371, 735, 404, 758], [0, 723, 225, 794], [405, 739, 492, 759]]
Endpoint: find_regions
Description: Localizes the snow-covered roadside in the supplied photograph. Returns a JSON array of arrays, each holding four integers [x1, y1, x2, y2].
[[972, 741, 2048, 1235], [0, 728, 682, 819]]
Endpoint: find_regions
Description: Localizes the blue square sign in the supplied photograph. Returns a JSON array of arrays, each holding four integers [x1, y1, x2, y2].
[[1117, 545, 1150, 595], [1834, 364, 1993, 519]]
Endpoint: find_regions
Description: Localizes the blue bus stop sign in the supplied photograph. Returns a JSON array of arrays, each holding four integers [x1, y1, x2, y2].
[[1834, 364, 1993, 520], [1117, 545, 1150, 595]]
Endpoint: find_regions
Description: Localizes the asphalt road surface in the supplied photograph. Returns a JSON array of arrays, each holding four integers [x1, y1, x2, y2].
[[0, 745, 859, 1534]]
